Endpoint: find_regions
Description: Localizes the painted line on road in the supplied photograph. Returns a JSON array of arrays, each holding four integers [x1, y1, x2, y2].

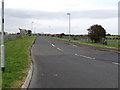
[[112, 62, 120, 65], [54, 74, 58, 77], [47, 40, 55, 47], [75, 53, 119, 65], [47, 40, 51, 44], [75, 54, 95, 60], [57, 48, 64, 52], [47, 40, 64, 52], [75, 54, 79, 56], [52, 44, 55, 47], [47, 40, 50, 43]]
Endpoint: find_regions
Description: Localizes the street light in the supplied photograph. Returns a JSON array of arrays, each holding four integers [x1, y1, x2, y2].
[[67, 13, 71, 43], [1, 0, 5, 72], [49, 26, 51, 34], [31, 21, 34, 35], [31, 21, 34, 31]]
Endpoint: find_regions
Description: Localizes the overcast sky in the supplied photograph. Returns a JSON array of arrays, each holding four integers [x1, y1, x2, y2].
[[2, 0, 119, 34]]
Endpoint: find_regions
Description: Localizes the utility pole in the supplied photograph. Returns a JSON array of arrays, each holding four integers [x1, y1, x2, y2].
[[67, 13, 71, 43], [1, 0, 5, 72]]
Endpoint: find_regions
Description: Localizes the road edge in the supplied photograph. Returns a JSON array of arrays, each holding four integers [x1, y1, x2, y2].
[[21, 36, 37, 89], [54, 37, 120, 53]]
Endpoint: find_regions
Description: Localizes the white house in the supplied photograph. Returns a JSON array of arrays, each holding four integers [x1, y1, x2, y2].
[[19, 28, 32, 36]]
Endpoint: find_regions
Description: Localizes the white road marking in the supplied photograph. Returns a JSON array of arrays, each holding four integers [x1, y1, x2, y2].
[[41, 73, 44, 76], [57, 48, 64, 52], [75, 54, 95, 60], [54, 74, 58, 77], [47, 40, 64, 52], [112, 62, 120, 65], [47, 41, 50, 43], [75, 54, 79, 56], [75, 53, 119, 65], [47, 40, 52, 44], [47, 40, 55, 47], [52, 44, 55, 47]]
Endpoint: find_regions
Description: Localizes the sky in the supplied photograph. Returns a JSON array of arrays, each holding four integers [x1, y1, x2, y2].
[[1, 0, 119, 34]]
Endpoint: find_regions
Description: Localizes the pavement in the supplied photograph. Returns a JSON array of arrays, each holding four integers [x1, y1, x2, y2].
[[28, 36, 118, 88]]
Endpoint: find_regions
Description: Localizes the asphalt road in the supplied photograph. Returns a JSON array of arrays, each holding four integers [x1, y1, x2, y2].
[[29, 36, 118, 88]]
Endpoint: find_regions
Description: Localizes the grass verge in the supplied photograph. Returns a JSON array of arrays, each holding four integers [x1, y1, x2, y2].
[[55, 37, 119, 49], [2, 36, 35, 88]]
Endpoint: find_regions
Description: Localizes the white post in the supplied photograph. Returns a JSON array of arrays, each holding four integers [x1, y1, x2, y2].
[[1, 0, 5, 72], [67, 13, 71, 42]]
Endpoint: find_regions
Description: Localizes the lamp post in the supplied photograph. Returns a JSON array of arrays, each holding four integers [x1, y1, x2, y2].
[[67, 13, 71, 43], [1, 0, 5, 72], [49, 26, 51, 34], [31, 21, 34, 31], [31, 21, 34, 35]]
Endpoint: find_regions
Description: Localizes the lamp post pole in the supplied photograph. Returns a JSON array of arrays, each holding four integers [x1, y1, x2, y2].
[[49, 26, 51, 34], [31, 21, 34, 35], [67, 13, 71, 43], [1, 0, 5, 72]]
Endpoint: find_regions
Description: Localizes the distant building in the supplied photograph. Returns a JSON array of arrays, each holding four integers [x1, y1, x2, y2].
[[0, 32, 8, 35], [19, 28, 32, 36]]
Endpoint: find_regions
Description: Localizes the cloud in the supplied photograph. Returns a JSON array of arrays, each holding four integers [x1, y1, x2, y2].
[[72, 9, 117, 19], [5, 8, 117, 20], [4, 8, 117, 34], [5, 0, 118, 12]]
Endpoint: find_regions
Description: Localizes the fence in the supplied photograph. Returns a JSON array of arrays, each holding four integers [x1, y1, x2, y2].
[[63, 36, 90, 42], [0, 34, 21, 42]]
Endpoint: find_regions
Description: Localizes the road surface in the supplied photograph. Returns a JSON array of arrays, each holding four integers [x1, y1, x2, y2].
[[29, 36, 118, 88]]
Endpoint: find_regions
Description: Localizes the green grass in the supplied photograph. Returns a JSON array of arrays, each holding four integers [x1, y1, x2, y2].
[[106, 36, 120, 48], [106, 36, 119, 38], [2, 36, 35, 88], [56, 37, 119, 49], [106, 40, 119, 48], [0, 71, 1, 90]]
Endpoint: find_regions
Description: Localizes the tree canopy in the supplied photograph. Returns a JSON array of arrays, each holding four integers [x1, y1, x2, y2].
[[87, 24, 106, 43]]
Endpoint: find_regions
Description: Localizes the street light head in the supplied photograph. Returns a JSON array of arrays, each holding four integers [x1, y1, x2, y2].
[[67, 13, 71, 15]]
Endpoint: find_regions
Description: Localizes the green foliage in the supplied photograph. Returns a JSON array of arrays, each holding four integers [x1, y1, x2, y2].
[[87, 24, 106, 43]]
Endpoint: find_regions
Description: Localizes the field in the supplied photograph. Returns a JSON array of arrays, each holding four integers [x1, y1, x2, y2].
[[2, 36, 35, 88], [106, 39, 119, 48], [106, 36, 120, 48]]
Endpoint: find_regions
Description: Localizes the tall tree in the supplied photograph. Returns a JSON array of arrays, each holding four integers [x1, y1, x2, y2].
[[87, 24, 106, 43]]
